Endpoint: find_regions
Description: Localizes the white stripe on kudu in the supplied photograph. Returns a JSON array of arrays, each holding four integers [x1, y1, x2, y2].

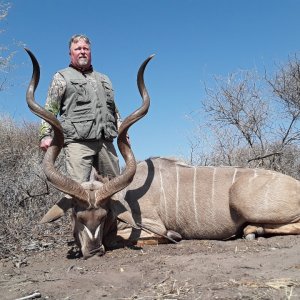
[[193, 166, 199, 225], [159, 160, 168, 221], [232, 168, 238, 184], [210, 168, 217, 223], [176, 164, 180, 223]]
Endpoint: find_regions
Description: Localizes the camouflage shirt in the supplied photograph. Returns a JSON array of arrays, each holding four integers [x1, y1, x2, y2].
[[40, 71, 122, 141]]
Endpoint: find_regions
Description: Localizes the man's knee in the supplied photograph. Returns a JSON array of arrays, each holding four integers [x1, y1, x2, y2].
[[97, 141, 120, 178]]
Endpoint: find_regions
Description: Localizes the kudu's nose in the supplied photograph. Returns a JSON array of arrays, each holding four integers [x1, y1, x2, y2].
[[83, 244, 105, 259]]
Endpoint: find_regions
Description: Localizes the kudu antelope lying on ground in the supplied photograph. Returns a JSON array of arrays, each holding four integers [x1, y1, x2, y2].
[[26, 49, 300, 259]]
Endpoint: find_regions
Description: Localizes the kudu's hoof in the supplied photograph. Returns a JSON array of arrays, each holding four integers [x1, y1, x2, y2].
[[245, 233, 256, 240]]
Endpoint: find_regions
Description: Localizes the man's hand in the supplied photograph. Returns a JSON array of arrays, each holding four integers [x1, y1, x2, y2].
[[40, 137, 52, 152]]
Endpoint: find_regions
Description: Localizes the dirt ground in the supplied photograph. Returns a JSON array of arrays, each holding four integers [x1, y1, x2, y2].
[[1, 235, 299, 300]]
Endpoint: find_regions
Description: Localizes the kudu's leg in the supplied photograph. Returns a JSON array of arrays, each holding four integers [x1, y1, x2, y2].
[[230, 173, 300, 239], [244, 222, 300, 240], [135, 230, 182, 246]]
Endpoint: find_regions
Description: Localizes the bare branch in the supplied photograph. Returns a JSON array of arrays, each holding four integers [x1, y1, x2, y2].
[[19, 178, 50, 207], [247, 152, 282, 163], [188, 55, 300, 176]]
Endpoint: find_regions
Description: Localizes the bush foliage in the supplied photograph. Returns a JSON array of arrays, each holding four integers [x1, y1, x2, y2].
[[0, 116, 70, 259]]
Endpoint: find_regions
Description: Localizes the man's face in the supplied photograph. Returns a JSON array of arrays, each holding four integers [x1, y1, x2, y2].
[[69, 39, 91, 70]]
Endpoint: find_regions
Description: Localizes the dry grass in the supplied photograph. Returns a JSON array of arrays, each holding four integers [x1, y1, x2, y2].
[[0, 116, 68, 259], [121, 275, 300, 300], [123, 275, 195, 300]]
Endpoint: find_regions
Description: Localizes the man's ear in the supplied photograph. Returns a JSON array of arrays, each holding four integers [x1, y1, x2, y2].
[[39, 195, 73, 224]]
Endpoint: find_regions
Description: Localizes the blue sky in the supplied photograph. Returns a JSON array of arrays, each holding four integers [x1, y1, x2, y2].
[[1, 0, 300, 161]]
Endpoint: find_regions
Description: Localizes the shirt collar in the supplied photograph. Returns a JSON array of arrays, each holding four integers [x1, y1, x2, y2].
[[69, 63, 93, 74]]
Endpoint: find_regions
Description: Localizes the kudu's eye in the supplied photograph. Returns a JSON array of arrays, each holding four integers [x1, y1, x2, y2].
[[75, 211, 89, 226], [97, 210, 108, 220], [98, 214, 107, 225]]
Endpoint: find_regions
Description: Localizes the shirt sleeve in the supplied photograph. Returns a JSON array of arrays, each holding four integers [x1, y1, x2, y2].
[[39, 73, 66, 140], [115, 106, 122, 130]]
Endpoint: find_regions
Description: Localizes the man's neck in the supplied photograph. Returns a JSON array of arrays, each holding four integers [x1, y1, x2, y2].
[[69, 63, 93, 74]]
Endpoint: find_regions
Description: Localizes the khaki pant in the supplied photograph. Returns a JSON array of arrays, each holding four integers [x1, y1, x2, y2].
[[64, 139, 120, 183]]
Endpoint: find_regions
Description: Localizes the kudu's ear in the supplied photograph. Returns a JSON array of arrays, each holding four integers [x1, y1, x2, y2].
[[39, 195, 73, 224], [110, 200, 139, 228]]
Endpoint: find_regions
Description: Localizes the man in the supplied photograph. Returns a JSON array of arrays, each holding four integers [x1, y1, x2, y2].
[[40, 34, 120, 182]]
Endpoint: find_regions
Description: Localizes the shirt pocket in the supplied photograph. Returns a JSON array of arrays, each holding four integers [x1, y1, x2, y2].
[[71, 114, 96, 140], [101, 80, 114, 100], [70, 79, 91, 106]]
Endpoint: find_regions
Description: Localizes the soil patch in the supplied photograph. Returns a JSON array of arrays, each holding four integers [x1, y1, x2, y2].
[[1, 235, 299, 299]]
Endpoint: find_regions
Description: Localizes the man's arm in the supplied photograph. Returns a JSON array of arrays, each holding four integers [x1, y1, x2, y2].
[[39, 72, 66, 151], [114, 107, 130, 145]]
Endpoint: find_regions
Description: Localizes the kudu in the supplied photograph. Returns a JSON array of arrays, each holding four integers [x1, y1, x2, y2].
[[26, 49, 300, 259]]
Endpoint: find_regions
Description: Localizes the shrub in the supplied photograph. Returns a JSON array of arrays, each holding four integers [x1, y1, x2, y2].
[[0, 116, 71, 259]]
